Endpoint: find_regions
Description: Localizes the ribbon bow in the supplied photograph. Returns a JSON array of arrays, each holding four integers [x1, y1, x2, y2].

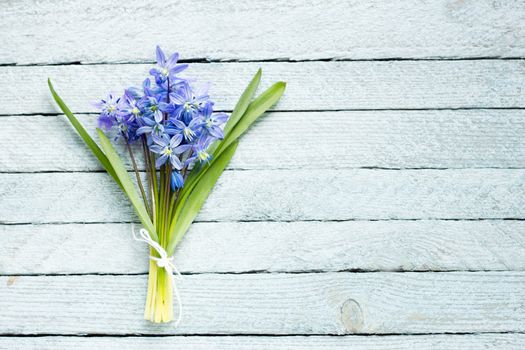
[[132, 225, 182, 326]]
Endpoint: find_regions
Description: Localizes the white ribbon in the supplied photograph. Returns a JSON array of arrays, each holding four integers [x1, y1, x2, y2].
[[132, 225, 182, 326]]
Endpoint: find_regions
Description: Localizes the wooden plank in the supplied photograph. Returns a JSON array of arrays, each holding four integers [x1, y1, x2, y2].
[[3, 60, 525, 116], [1, 334, 524, 350], [0, 272, 523, 334], [2, 221, 524, 274], [2, 0, 524, 64], [0, 169, 523, 224], [2, 110, 525, 172]]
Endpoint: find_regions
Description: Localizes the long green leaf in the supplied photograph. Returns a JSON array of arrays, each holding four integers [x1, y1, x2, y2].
[[223, 68, 262, 137], [167, 141, 238, 255], [217, 81, 286, 157], [97, 129, 157, 240], [170, 76, 285, 253], [183, 81, 286, 196], [48, 79, 121, 187], [185, 69, 261, 187]]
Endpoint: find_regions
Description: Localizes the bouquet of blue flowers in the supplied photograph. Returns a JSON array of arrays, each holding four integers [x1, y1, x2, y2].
[[48, 46, 285, 324]]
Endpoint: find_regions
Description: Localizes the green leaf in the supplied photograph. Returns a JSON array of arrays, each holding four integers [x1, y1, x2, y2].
[[168, 76, 285, 253], [183, 80, 286, 197], [49, 79, 155, 239], [216, 81, 286, 159], [186, 69, 262, 187], [97, 129, 157, 241], [223, 68, 262, 137], [167, 141, 238, 255], [48, 79, 121, 187]]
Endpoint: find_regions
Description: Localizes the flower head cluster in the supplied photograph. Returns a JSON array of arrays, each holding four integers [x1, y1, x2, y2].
[[94, 46, 228, 190]]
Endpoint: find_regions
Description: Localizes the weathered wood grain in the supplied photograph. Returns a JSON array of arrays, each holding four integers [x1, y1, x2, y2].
[[2, 0, 523, 343], [0, 169, 523, 224], [2, 0, 524, 64], [3, 110, 525, 172], [1, 334, 524, 350], [3, 60, 525, 115], [1, 273, 523, 334], [2, 221, 524, 274]]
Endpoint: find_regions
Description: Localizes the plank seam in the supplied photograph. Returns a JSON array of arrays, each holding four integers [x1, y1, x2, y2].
[[1, 56, 524, 67], [3, 107, 525, 117], [3, 166, 525, 174], [3, 269, 525, 277], [1, 218, 524, 226], [0, 331, 523, 337]]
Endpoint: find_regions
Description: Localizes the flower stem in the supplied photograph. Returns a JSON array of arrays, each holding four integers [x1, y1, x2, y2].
[[163, 165, 171, 245], [126, 139, 151, 216], [143, 76, 176, 323], [144, 262, 174, 323], [142, 138, 155, 219]]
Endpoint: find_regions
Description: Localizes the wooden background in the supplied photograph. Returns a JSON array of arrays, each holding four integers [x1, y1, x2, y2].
[[1, 0, 524, 348]]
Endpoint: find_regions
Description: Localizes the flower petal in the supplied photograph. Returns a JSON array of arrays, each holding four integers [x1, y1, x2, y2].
[[171, 64, 188, 74], [171, 119, 186, 129], [213, 113, 229, 123], [170, 134, 183, 148], [149, 144, 163, 154], [155, 154, 168, 168], [173, 144, 192, 154], [136, 126, 151, 135], [155, 45, 166, 65], [209, 126, 224, 139], [167, 52, 179, 67], [170, 155, 182, 170], [169, 92, 186, 105], [170, 171, 185, 190], [154, 110, 163, 123]]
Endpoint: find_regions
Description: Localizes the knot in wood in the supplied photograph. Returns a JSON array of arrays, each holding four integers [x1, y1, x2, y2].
[[340, 298, 364, 333]]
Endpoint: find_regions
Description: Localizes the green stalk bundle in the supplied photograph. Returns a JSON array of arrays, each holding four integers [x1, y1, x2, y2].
[[49, 70, 285, 323]]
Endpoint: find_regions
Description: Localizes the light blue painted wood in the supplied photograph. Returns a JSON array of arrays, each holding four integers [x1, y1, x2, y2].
[[0, 273, 524, 334], [1, 334, 524, 350], [1, 110, 524, 171], [1, 0, 524, 64], [0, 169, 523, 224], [0, 0, 523, 345], [2, 221, 524, 274], [2, 60, 524, 115]]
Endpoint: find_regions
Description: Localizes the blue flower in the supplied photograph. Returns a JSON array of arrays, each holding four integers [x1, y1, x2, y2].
[[167, 82, 210, 123], [96, 47, 225, 181], [139, 96, 163, 123], [201, 102, 228, 139], [136, 117, 175, 145], [120, 90, 144, 124], [125, 80, 147, 100], [115, 115, 135, 140], [149, 46, 188, 84], [186, 138, 213, 166], [150, 134, 191, 169], [152, 77, 188, 104], [170, 171, 185, 191], [171, 117, 202, 142], [93, 93, 123, 129]]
